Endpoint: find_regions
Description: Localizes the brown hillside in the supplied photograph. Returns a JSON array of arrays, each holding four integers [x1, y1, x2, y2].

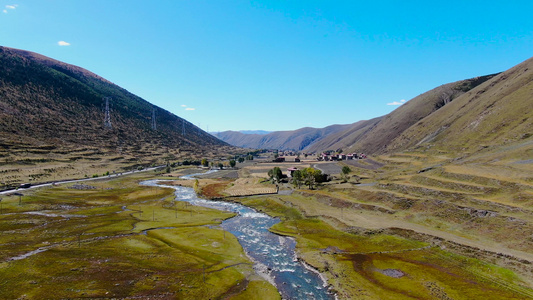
[[303, 117, 382, 153], [339, 74, 498, 154], [233, 74, 497, 155], [0, 46, 233, 187], [387, 56, 533, 156]]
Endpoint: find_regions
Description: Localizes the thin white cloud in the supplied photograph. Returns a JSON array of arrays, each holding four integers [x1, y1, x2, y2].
[[387, 99, 406, 106], [181, 104, 187, 107], [185, 107, 195, 111], [3, 4, 17, 13], [58, 41, 71, 46]]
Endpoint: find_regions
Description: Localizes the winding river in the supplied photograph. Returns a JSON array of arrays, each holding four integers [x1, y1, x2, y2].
[[142, 172, 333, 299]]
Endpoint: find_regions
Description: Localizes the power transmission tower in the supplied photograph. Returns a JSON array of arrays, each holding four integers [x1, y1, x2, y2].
[[151, 107, 157, 130], [103, 97, 112, 129]]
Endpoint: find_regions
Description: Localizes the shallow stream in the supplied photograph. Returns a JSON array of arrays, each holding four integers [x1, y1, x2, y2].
[[143, 173, 332, 299]]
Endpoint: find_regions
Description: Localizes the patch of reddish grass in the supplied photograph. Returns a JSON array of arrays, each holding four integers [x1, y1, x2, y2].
[[201, 180, 233, 199]]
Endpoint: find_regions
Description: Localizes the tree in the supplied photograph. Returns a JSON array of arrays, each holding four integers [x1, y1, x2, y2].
[[301, 167, 322, 189], [201, 158, 208, 167], [268, 167, 283, 183], [341, 166, 351, 182], [229, 159, 236, 168], [218, 163, 224, 169], [292, 170, 303, 189], [238, 157, 245, 163]]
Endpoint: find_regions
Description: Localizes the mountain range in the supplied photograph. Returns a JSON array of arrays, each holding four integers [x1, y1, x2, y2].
[[1, 45, 532, 182], [215, 56, 532, 159], [213, 124, 353, 151]]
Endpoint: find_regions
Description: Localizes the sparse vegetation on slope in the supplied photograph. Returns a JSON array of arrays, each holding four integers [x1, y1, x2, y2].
[[385, 57, 532, 155], [0, 46, 234, 187]]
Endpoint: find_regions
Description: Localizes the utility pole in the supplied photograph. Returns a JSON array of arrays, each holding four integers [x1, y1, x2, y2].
[[151, 107, 157, 130], [14, 192, 23, 205], [103, 97, 112, 129]]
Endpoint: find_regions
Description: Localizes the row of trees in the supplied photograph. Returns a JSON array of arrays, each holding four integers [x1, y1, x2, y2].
[[292, 167, 325, 189], [268, 167, 327, 190], [163, 151, 256, 171], [268, 165, 354, 189]]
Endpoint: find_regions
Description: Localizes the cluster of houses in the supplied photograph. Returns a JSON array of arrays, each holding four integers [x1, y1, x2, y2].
[[317, 152, 367, 161], [271, 152, 367, 163]]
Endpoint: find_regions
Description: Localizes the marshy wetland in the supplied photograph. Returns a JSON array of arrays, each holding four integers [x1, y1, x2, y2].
[[1, 154, 533, 299], [0, 171, 278, 299], [146, 178, 331, 299]]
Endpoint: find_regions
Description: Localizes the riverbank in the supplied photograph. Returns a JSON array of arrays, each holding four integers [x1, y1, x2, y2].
[[185, 153, 533, 299], [216, 193, 533, 299], [0, 171, 280, 299], [152, 172, 332, 299]]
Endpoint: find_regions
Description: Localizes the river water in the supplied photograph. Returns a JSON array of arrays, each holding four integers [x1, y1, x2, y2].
[[142, 174, 332, 300]]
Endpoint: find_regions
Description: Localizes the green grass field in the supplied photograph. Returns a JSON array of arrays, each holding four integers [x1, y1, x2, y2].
[[233, 195, 533, 299], [0, 172, 279, 299]]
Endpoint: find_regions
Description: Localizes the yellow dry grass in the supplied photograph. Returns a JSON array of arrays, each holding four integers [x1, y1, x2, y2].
[[223, 178, 277, 197]]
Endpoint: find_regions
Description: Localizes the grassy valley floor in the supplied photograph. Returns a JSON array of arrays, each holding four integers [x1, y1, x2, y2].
[[1, 152, 533, 299], [0, 171, 279, 299], [194, 153, 533, 299]]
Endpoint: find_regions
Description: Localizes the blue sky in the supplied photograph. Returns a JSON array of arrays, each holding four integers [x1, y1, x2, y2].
[[2, 1, 532, 132]]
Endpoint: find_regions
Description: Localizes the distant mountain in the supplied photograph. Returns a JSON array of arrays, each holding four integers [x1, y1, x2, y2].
[[213, 124, 353, 151], [239, 130, 271, 135], [302, 117, 383, 153], [207, 55, 531, 161], [0, 46, 231, 163]]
